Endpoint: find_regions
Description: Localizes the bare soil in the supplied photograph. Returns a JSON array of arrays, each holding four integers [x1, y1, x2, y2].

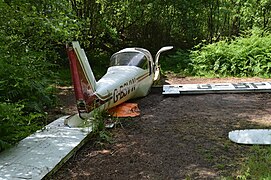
[[46, 76, 271, 180]]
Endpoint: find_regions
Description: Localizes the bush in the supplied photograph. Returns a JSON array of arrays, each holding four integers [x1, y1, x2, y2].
[[0, 50, 56, 111], [0, 0, 80, 151], [0, 102, 45, 151], [161, 49, 191, 76], [188, 28, 271, 77]]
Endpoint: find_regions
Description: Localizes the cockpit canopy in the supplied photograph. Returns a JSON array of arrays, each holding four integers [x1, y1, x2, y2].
[[109, 48, 153, 70]]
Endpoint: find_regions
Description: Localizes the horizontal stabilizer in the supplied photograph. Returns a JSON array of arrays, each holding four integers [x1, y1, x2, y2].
[[229, 129, 271, 145]]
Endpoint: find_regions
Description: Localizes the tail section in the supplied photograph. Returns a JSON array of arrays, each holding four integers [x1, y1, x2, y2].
[[71, 41, 97, 91], [67, 41, 99, 119]]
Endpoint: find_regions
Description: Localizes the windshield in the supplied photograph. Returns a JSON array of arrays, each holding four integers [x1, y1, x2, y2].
[[110, 52, 148, 69]]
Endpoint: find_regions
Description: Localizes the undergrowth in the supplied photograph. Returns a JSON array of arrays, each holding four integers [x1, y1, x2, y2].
[[161, 49, 191, 76], [189, 28, 271, 77], [237, 146, 271, 179], [92, 110, 112, 142], [90, 109, 121, 147], [90, 109, 131, 147], [0, 102, 46, 152], [166, 28, 271, 78]]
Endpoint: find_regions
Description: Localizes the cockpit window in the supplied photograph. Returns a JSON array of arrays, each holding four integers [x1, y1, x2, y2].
[[110, 52, 148, 69]]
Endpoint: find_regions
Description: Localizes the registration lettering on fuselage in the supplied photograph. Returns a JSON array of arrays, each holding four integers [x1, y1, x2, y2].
[[113, 78, 136, 103]]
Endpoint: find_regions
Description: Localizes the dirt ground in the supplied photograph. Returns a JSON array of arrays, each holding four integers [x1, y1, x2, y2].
[[46, 76, 271, 179]]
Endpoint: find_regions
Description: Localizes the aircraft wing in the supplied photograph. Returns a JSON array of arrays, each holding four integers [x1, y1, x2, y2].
[[163, 82, 271, 95]]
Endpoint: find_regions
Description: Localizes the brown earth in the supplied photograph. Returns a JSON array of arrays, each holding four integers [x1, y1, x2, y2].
[[46, 76, 271, 180]]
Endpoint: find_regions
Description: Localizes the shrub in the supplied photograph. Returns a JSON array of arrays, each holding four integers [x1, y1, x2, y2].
[[161, 49, 191, 76], [189, 28, 271, 77], [0, 102, 45, 152], [0, 0, 80, 150]]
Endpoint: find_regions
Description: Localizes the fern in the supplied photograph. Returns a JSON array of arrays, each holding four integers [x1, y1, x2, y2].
[[0, 102, 45, 152], [187, 28, 271, 77]]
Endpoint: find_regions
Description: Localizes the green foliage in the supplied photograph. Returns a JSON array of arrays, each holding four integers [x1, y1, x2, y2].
[[189, 28, 271, 77], [0, 0, 81, 150], [0, 102, 45, 152], [91, 110, 112, 144], [0, 0, 79, 110], [69, 0, 271, 52], [86, 51, 110, 80], [55, 69, 72, 86], [237, 146, 271, 179], [0, 51, 56, 112], [161, 49, 191, 76]]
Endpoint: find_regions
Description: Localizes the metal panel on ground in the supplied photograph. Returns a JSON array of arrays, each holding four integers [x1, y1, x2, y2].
[[229, 129, 271, 145], [0, 116, 92, 180], [163, 82, 271, 95]]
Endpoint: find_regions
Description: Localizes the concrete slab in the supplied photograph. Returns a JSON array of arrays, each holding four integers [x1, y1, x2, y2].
[[0, 115, 93, 180]]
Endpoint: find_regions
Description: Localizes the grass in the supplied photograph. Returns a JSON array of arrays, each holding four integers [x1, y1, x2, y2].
[[236, 146, 271, 179]]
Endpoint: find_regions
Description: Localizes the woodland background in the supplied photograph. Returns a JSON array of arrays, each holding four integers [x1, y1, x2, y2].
[[1, 0, 271, 150]]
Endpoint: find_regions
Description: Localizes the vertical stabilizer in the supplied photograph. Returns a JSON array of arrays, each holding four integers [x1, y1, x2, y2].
[[72, 41, 97, 91], [67, 41, 98, 118]]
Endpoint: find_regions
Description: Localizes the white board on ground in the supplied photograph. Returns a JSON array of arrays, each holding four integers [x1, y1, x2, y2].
[[229, 129, 271, 145]]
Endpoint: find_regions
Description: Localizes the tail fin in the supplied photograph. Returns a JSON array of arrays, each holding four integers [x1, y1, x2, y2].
[[67, 41, 98, 118]]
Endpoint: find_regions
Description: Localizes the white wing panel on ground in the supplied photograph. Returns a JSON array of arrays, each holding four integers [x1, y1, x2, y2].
[[163, 82, 271, 95]]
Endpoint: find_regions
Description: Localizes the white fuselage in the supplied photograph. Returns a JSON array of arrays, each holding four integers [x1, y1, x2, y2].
[[95, 66, 153, 110]]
